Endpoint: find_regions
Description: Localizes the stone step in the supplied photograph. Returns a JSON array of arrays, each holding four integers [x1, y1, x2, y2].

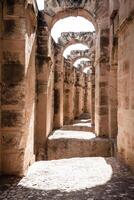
[[62, 117, 94, 132], [47, 129, 113, 160], [61, 125, 94, 132]]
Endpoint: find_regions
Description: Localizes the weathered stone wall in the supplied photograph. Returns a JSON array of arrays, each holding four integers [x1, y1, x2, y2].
[[1, 0, 37, 176], [117, 2, 134, 171]]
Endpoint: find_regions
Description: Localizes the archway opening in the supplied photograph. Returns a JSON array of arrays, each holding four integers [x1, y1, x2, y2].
[[51, 15, 96, 129], [73, 58, 90, 68], [63, 44, 89, 59], [51, 16, 95, 43]]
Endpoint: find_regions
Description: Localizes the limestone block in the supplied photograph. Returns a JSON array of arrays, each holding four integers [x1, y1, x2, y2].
[[3, 19, 26, 39], [1, 110, 25, 128]]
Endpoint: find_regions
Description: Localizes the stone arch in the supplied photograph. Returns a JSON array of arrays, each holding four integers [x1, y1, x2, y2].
[[45, 9, 97, 32], [58, 32, 95, 48], [57, 32, 95, 67], [67, 50, 95, 65], [44, 0, 109, 32]]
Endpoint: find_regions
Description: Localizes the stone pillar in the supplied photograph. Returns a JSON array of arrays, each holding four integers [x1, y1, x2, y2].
[[0, 1, 2, 174], [36, 11, 54, 160], [84, 74, 88, 113], [77, 69, 85, 116], [108, 1, 119, 139], [81, 72, 85, 114], [95, 27, 110, 137], [63, 65, 75, 124], [90, 72, 95, 126], [84, 75, 92, 115], [108, 36, 118, 138], [53, 44, 64, 128], [74, 69, 81, 118], [1, 1, 37, 175]]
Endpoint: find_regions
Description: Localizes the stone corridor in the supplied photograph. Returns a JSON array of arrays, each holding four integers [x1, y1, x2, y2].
[[1, 0, 134, 199], [0, 157, 134, 200]]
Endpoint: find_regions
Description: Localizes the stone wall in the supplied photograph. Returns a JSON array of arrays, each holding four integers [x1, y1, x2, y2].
[[117, 2, 134, 171], [0, 0, 37, 176]]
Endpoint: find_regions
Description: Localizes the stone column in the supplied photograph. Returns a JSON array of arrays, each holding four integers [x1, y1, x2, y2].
[[83, 74, 88, 113], [81, 71, 85, 114], [108, 32, 118, 138], [95, 27, 110, 137], [74, 69, 81, 118], [1, 1, 37, 175], [36, 11, 54, 160], [84, 74, 92, 116], [87, 75, 92, 115], [0, 1, 2, 174], [90, 72, 95, 126], [63, 65, 75, 125], [53, 44, 64, 128]]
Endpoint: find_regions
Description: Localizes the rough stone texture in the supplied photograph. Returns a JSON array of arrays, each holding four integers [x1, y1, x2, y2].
[[0, 0, 37, 176], [116, 2, 134, 172], [1, 157, 134, 199]]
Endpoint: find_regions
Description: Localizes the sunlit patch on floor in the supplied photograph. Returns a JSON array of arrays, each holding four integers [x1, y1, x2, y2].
[[72, 122, 92, 127], [48, 130, 96, 140], [18, 157, 113, 192]]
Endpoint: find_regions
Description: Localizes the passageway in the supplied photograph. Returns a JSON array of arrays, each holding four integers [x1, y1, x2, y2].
[[1, 0, 134, 199]]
